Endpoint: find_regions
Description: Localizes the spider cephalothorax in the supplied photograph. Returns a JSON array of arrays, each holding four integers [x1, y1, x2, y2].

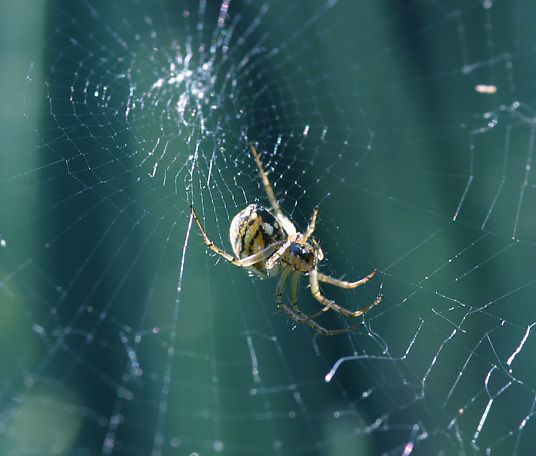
[[284, 239, 320, 273], [191, 146, 383, 335]]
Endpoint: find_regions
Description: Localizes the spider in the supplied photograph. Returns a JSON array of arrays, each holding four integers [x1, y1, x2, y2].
[[190, 146, 383, 335]]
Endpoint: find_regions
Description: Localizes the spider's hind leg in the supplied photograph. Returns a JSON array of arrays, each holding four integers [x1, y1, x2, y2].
[[279, 303, 357, 336], [309, 269, 383, 318], [318, 270, 377, 289], [277, 271, 356, 336], [275, 268, 292, 306]]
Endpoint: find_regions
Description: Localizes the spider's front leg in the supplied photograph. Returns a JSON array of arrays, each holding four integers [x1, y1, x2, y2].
[[250, 145, 297, 236], [303, 207, 319, 241], [265, 236, 296, 271]]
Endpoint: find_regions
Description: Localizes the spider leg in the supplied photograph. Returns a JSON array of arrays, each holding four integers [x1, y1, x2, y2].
[[289, 272, 301, 306], [251, 145, 282, 215], [191, 205, 280, 267], [289, 273, 334, 321], [251, 145, 296, 235], [317, 270, 377, 289], [303, 207, 319, 241], [278, 303, 357, 336], [309, 269, 383, 318], [265, 237, 295, 271], [275, 268, 292, 305], [276, 271, 355, 335]]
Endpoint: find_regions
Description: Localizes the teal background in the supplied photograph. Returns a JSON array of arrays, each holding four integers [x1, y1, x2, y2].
[[1, 1, 536, 455]]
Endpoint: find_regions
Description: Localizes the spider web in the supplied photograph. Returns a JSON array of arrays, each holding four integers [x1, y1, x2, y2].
[[1, 0, 536, 454]]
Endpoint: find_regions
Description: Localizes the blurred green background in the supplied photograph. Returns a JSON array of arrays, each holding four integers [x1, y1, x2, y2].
[[1, 1, 536, 455]]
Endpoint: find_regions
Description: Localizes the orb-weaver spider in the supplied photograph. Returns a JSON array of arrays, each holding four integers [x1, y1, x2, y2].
[[190, 146, 383, 335]]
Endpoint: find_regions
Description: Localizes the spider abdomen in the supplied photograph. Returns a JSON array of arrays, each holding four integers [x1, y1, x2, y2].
[[229, 204, 285, 276]]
